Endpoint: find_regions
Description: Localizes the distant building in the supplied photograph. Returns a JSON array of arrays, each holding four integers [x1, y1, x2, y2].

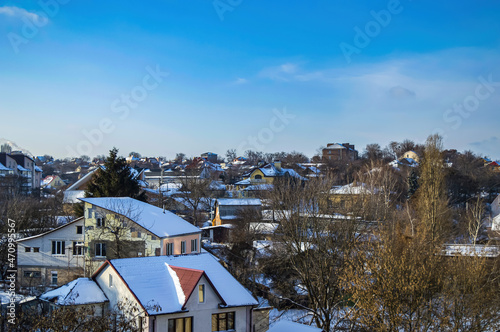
[[322, 143, 358, 161], [400, 150, 420, 163], [0, 152, 41, 196], [201, 152, 218, 163], [41, 175, 67, 189], [213, 198, 262, 226]]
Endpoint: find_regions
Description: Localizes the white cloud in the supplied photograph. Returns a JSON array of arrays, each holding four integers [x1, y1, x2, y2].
[[232, 77, 248, 85], [255, 48, 500, 154], [0, 6, 48, 23], [387, 86, 416, 99], [259, 62, 325, 82]]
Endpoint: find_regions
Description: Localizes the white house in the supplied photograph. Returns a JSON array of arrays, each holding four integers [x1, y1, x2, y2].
[[80, 197, 202, 275], [40, 253, 262, 331], [17, 217, 85, 287], [491, 194, 500, 231]]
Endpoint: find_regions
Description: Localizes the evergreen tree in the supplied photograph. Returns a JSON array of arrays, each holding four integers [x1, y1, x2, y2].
[[73, 148, 147, 216], [85, 148, 147, 201]]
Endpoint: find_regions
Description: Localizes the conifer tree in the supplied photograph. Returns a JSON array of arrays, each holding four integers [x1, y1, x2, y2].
[[85, 147, 147, 201]]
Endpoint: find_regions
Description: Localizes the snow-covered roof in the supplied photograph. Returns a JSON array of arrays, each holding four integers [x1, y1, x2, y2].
[[324, 143, 356, 152], [235, 178, 251, 186], [0, 162, 12, 171], [244, 184, 274, 191], [330, 183, 372, 195], [63, 190, 86, 203], [209, 181, 226, 191], [442, 244, 499, 258], [40, 278, 108, 305], [17, 165, 31, 172], [98, 253, 258, 315], [268, 321, 322, 332], [17, 217, 83, 243], [66, 168, 98, 191], [34, 165, 42, 172], [80, 197, 201, 237], [171, 196, 213, 211], [217, 198, 262, 206]]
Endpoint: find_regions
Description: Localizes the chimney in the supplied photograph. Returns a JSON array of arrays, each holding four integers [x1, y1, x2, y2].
[[274, 160, 282, 172]]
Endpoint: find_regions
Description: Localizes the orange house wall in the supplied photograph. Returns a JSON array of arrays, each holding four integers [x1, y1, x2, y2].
[[162, 234, 201, 255]]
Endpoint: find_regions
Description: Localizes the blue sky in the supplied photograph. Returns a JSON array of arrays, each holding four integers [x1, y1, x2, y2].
[[1, 0, 499, 160]]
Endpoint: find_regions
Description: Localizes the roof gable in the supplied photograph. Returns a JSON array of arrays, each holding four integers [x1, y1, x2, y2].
[[17, 217, 83, 242], [93, 253, 257, 315], [169, 266, 225, 309]]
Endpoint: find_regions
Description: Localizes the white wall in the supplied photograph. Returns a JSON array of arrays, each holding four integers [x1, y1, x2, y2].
[[96, 267, 252, 332], [17, 219, 85, 269], [151, 275, 250, 332]]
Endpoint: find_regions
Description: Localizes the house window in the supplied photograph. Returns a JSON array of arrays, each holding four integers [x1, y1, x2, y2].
[[166, 242, 174, 255], [254, 174, 262, 179], [51, 271, 58, 285], [96, 217, 105, 227], [95, 243, 106, 257], [211, 312, 235, 331], [76, 226, 83, 234], [23, 271, 41, 278], [52, 241, 65, 255], [168, 317, 192, 332], [199, 284, 205, 303], [181, 241, 186, 254], [73, 242, 84, 256], [151, 235, 156, 241], [33, 247, 40, 253], [191, 239, 198, 253], [25, 247, 31, 252], [109, 274, 113, 287]]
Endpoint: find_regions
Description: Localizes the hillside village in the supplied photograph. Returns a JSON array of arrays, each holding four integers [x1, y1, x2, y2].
[[1, 138, 500, 331]]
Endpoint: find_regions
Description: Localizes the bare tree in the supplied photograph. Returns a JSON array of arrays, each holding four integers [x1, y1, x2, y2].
[[263, 176, 363, 331], [415, 134, 451, 243], [177, 174, 213, 226]]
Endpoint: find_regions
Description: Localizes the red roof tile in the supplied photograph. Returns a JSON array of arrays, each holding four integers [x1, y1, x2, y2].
[[170, 266, 204, 307]]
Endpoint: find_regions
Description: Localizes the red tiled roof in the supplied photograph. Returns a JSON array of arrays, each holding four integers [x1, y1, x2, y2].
[[170, 266, 204, 307]]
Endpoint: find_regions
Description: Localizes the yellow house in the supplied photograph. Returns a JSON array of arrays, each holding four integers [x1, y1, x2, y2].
[[80, 197, 201, 274], [41, 175, 66, 189], [400, 150, 420, 163], [213, 198, 262, 226], [235, 161, 304, 191]]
